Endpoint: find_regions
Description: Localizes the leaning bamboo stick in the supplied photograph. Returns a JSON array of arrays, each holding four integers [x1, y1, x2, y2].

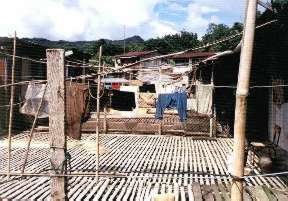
[[21, 84, 47, 174], [7, 31, 17, 178]]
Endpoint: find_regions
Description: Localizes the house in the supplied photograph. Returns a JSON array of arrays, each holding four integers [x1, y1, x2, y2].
[[169, 51, 215, 66], [0, 37, 47, 134], [113, 50, 161, 69], [100, 77, 130, 90], [196, 14, 288, 151], [65, 48, 91, 77], [0, 38, 92, 136]]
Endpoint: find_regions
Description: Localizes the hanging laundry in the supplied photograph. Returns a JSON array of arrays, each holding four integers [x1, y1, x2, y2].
[[110, 90, 136, 111], [155, 92, 187, 122]]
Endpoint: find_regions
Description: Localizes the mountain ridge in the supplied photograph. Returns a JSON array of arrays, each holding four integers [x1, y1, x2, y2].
[[21, 35, 144, 53]]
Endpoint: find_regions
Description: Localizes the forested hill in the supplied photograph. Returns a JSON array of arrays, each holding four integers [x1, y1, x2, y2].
[[16, 22, 245, 59], [22, 35, 144, 55]]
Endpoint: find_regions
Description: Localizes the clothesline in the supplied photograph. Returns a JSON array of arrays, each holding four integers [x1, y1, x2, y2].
[[0, 100, 26, 108], [194, 84, 288, 89]]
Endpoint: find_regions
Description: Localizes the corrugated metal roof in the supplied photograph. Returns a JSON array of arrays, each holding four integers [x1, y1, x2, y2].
[[95, 77, 130, 83], [170, 52, 216, 59], [114, 50, 157, 58]]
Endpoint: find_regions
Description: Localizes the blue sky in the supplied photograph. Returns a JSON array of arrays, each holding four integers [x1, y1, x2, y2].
[[154, 0, 247, 35], [0, 0, 250, 41]]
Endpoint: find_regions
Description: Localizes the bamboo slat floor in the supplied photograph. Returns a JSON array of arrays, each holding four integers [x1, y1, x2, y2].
[[0, 132, 287, 200]]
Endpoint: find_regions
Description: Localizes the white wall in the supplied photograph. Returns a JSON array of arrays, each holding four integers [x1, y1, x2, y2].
[[268, 88, 288, 152]]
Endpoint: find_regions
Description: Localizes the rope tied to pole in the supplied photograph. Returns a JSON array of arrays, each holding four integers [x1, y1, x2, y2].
[[50, 151, 72, 174]]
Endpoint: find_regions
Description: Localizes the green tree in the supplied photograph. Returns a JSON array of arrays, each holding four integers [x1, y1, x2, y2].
[[272, 0, 288, 20], [201, 23, 243, 52], [144, 31, 199, 54], [126, 43, 145, 52]]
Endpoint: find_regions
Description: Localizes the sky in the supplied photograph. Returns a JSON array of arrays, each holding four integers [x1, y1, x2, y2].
[[0, 0, 248, 41]]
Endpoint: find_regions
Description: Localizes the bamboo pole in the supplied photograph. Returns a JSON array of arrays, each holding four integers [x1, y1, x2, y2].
[[21, 84, 47, 174], [7, 31, 17, 178], [103, 106, 107, 134], [96, 46, 102, 180], [210, 67, 215, 137], [158, 120, 162, 135], [158, 66, 163, 135], [153, 194, 175, 201], [231, 1, 257, 201], [82, 59, 86, 83]]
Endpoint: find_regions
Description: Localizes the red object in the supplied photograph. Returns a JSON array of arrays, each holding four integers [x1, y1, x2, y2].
[[112, 83, 121, 90]]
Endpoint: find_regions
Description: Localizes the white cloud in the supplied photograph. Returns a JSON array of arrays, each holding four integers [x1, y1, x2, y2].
[[183, 3, 220, 36], [0, 0, 245, 40], [149, 21, 178, 37], [182, 0, 245, 36], [0, 0, 175, 40]]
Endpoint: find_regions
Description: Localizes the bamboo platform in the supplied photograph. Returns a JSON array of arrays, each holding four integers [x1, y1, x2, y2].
[[0, 132, 287, 200]]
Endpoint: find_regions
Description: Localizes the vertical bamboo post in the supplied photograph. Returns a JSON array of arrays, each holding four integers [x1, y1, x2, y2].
[[158, 120, 162, 135], [210, 67, 215, 137], [153, 194, 175, 201], [7, 31, 16, 178], [213, 105, 216, 136], [82, 59, 86, 83], [96, 46, 102, 180], [209, 111, 214, 137], [231, 0, 257, 201], [103, 106, 107, 134], [158, 65, 163, 135], [47, 49, 66, 200], [196, 84, 199, 113]]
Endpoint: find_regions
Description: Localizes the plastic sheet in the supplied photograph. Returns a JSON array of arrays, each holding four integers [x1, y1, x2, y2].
[[20, 83, 49, 118]]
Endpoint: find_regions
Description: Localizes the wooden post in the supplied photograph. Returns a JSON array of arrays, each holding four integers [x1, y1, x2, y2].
[[158, 120, 162, 135], [103, 106, 107, 134], [210, 68, 215, 137], [231, 0, 257, 201], [7, 31, 16, 178], [153, 194, 175, 201], [47, 49, 67, 200], [209, 115, 214, 137], [21, 84, 47, 174], [213, 105, 217, 136], [82, 59, 85, 83], [158, 65, 163, 135], [96, 46, 102, 180], [196, 84, 199, 113]]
